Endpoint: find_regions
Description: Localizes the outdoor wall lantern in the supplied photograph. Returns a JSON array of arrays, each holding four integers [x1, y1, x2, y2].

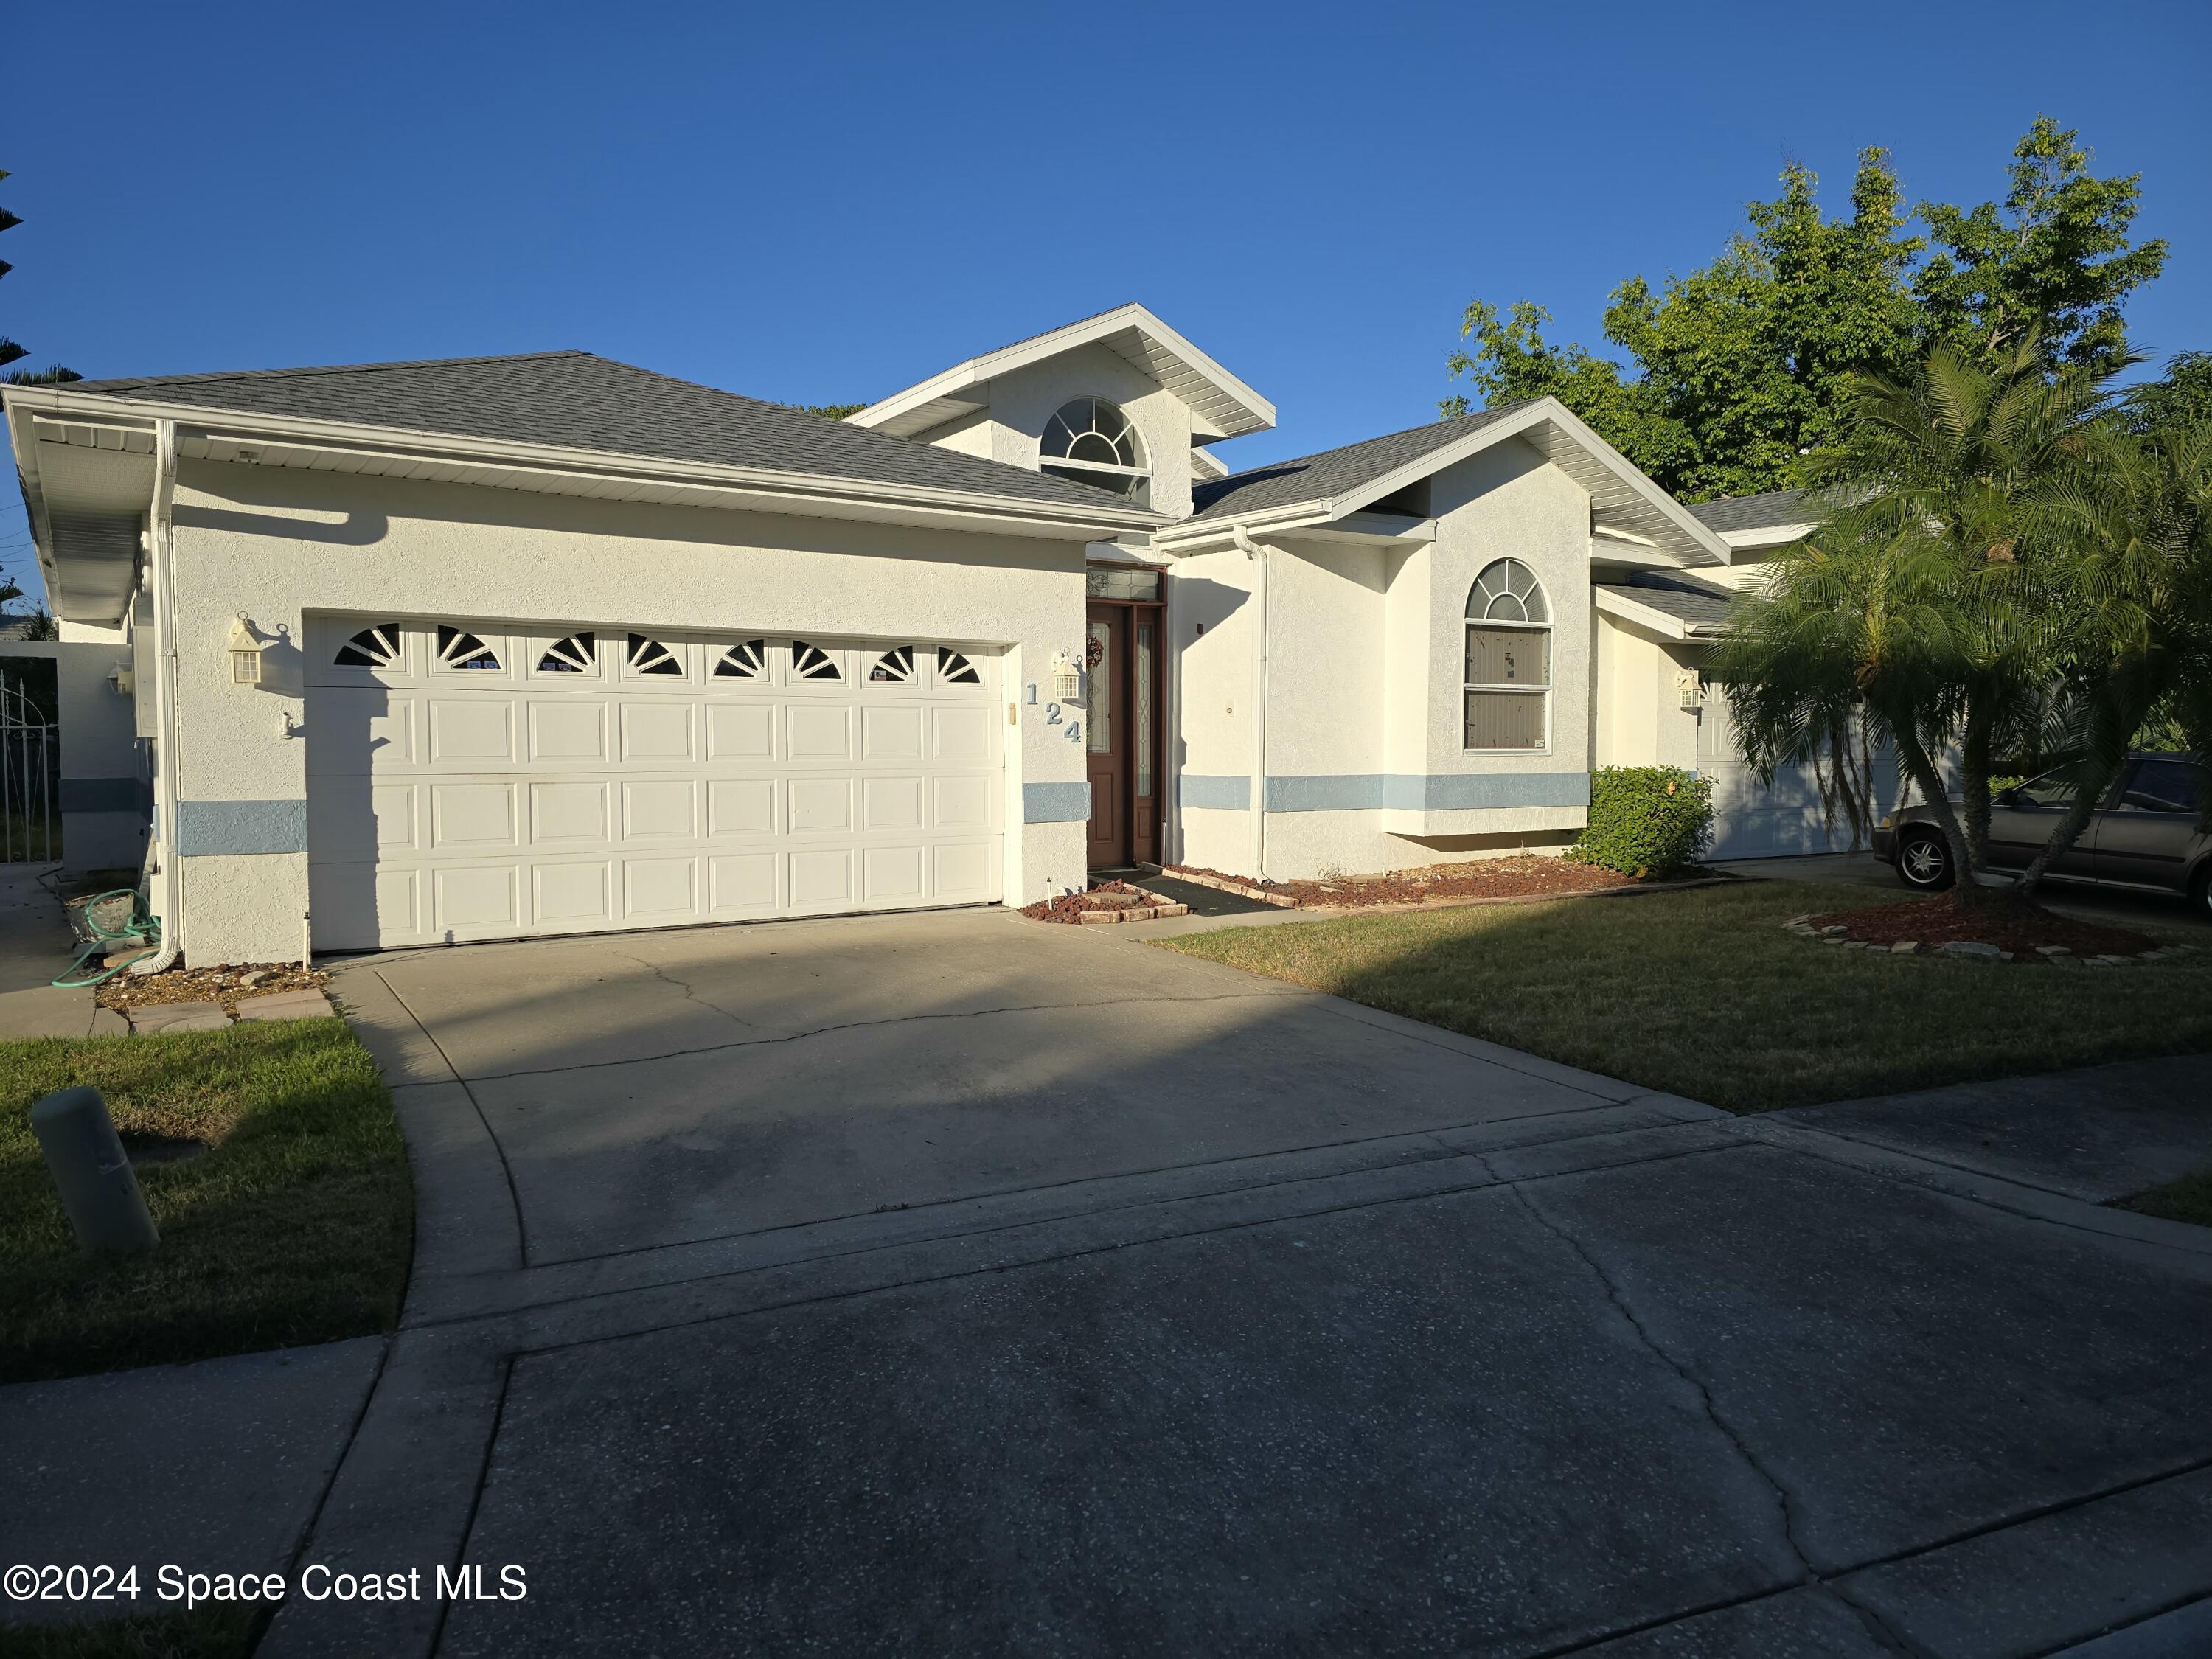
[[227, 615, 269, 688], [1050, 650, 1082, 702], [107, 665, 133, 697]]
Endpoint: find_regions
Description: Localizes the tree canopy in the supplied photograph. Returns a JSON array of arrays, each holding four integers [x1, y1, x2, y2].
[[0, 167, 80, 386], [1443, 119, 2170, 502]]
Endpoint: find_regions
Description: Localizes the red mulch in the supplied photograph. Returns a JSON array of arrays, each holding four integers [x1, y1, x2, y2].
[[1807, 894, 2162, 958], [1020, 880, 1163, 924], [1167, 856, 1650, 909]]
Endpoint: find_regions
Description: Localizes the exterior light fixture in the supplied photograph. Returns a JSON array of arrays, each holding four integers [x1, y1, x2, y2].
[[1675, 669, 1704, 712], [227, 615, 267, 687], [108, 665, 133, 697], [1050, 650, 1082, 702]]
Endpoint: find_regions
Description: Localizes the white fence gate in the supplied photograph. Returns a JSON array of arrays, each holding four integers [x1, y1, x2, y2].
[[2, 681, 60, 863]]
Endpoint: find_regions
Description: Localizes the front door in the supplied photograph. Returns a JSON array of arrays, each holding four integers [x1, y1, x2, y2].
[[1083, 597, 1164, 870], [1085, 609, 1127, 866]]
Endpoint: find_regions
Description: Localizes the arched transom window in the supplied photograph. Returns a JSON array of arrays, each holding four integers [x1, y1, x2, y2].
[[1464, 559, 1550, 751], [1040, 397, 1150, 503]]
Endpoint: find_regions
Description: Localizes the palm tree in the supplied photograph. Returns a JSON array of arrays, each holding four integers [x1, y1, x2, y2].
[[1717, 338, 2125, 905], [2008, 417, 2212, 894]]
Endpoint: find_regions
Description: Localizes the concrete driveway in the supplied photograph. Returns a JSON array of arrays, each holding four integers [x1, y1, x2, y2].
[[265, 908, 2212, 1659]]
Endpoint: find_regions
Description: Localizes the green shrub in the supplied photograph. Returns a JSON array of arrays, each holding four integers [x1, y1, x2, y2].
[[1569, 766, 1714, 876]]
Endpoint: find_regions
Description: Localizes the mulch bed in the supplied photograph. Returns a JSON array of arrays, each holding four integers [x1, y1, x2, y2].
[[1021, 881, 1183, 925], [1168, 856, 1641, 910], [95, 961, 335, 1015], [1804, 894, 2164, 959]]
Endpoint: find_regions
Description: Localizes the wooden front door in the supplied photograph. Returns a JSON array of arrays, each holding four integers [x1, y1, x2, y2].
[[1084, 597, 1163, 870]]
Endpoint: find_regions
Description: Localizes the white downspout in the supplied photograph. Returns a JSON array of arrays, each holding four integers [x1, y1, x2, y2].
[[1231, 524, 1271, 879], [132, 420, 184, 974]]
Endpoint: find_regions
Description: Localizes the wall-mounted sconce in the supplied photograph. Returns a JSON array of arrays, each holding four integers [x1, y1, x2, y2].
[[1050, 650, 1081, 702], [108, 664, 134, 697], [1675, 668, 1705, 712], [228, 615, 269, 688]]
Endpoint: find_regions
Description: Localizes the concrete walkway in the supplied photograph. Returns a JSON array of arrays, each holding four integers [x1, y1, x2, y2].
[[195, 908, 2211, 1659], [0, 863, 123, 1038]]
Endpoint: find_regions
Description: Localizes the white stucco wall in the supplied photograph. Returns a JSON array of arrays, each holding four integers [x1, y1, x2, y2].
[[1162, 437, 1599, 881], [159, 459, 1093, 963], [962, 343, 1197, 523], [0, 638, 144, 871], [1593, 612, 1700, 773]]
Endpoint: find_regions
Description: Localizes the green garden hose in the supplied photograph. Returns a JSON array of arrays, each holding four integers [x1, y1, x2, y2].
[[52, 891, 163, 989]]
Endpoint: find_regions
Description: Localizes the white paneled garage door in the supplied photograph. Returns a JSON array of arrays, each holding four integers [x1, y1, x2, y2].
[[305, 616, 1004, 950]]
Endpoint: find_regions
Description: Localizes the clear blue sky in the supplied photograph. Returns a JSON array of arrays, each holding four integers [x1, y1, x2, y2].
[[6, 0, 2209, 602]]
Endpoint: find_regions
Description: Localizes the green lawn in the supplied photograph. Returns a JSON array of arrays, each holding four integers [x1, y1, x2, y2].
[[1156, 880, 2212, 1113], [2, 1606, 257, 1659], [2119, 1164, 2212, 1228], [1, 1020, 411, 1384]]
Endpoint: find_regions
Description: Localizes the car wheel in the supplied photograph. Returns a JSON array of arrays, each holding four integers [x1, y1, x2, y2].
[[2192, 863, 2212, 923], [1897, 830, 1953, 891]]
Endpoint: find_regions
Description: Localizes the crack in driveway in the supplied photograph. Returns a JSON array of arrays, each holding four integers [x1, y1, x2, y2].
[[615, 952, 759, 1033], [442, 988, 1298, 1085], [1492, 1159, 1930, 1658]]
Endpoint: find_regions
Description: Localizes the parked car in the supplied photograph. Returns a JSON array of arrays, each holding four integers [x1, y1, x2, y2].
[[1871, 753, 2210, 918]]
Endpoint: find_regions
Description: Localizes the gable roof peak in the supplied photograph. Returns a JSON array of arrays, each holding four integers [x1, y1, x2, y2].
[[847, 302, 1274, 443]]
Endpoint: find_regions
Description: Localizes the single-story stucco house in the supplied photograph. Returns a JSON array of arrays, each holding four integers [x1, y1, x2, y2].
[[4, 303, 1852, 966]]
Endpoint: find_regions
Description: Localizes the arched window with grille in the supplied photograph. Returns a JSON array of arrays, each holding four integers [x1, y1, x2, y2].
[[1040, 397, 1150, 504], [1464, 559, 1550, 751]]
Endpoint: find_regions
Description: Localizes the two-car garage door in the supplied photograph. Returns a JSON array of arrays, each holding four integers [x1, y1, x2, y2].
[[305, 616, 1005, 950]]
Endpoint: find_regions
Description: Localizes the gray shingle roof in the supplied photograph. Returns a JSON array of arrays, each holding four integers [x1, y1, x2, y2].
[[1685, 487, 1809, 532], [60, 351, 1147, 514], [1188, 403, 1535, 524], [1597, 571, 1739, 631]]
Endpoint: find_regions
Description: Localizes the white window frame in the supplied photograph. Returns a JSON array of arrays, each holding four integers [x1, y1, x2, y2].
[[1040, 397, 1151, 501], [1463, 560, 1551, 754]]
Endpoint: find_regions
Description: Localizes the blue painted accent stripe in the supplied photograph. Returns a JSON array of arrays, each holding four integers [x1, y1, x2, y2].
[[1023, 782, 1091, 824], [1384, 771, 1592, 813], [1180, 773, 1593, 813], [1179, 773, 1251, 811], [59, 776, 150, 815], [174, 799, 308, 855]]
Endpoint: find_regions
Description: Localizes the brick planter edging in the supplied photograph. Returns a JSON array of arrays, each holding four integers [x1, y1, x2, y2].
[[1071, 899, 1189, 925]]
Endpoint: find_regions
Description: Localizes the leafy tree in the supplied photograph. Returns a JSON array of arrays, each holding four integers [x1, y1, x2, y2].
[[0, 168, 80, 386], [1447, 152, 1922, 499], [1716, 340, 2126, 904], [2008, 411, 2212, 887], [0, 572, 57, 641], [793, 402, 864, 420], [1914, 116, 2167, 372], [1446, 120, 2167, 501]]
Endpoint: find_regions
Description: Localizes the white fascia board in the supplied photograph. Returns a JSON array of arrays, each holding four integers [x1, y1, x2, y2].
[[1717, 522, 1817, 554], [1593, 586, 1692, 640], [1152, 500, 1336, 554], [1276, 512, 1437, 547], [4, 386, 1164, 542], [1161, 400, 1736, 567], [1326, 400, 1731, 566], [1593, 585, 1733, 641], [847, 303, 1276, 440]]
